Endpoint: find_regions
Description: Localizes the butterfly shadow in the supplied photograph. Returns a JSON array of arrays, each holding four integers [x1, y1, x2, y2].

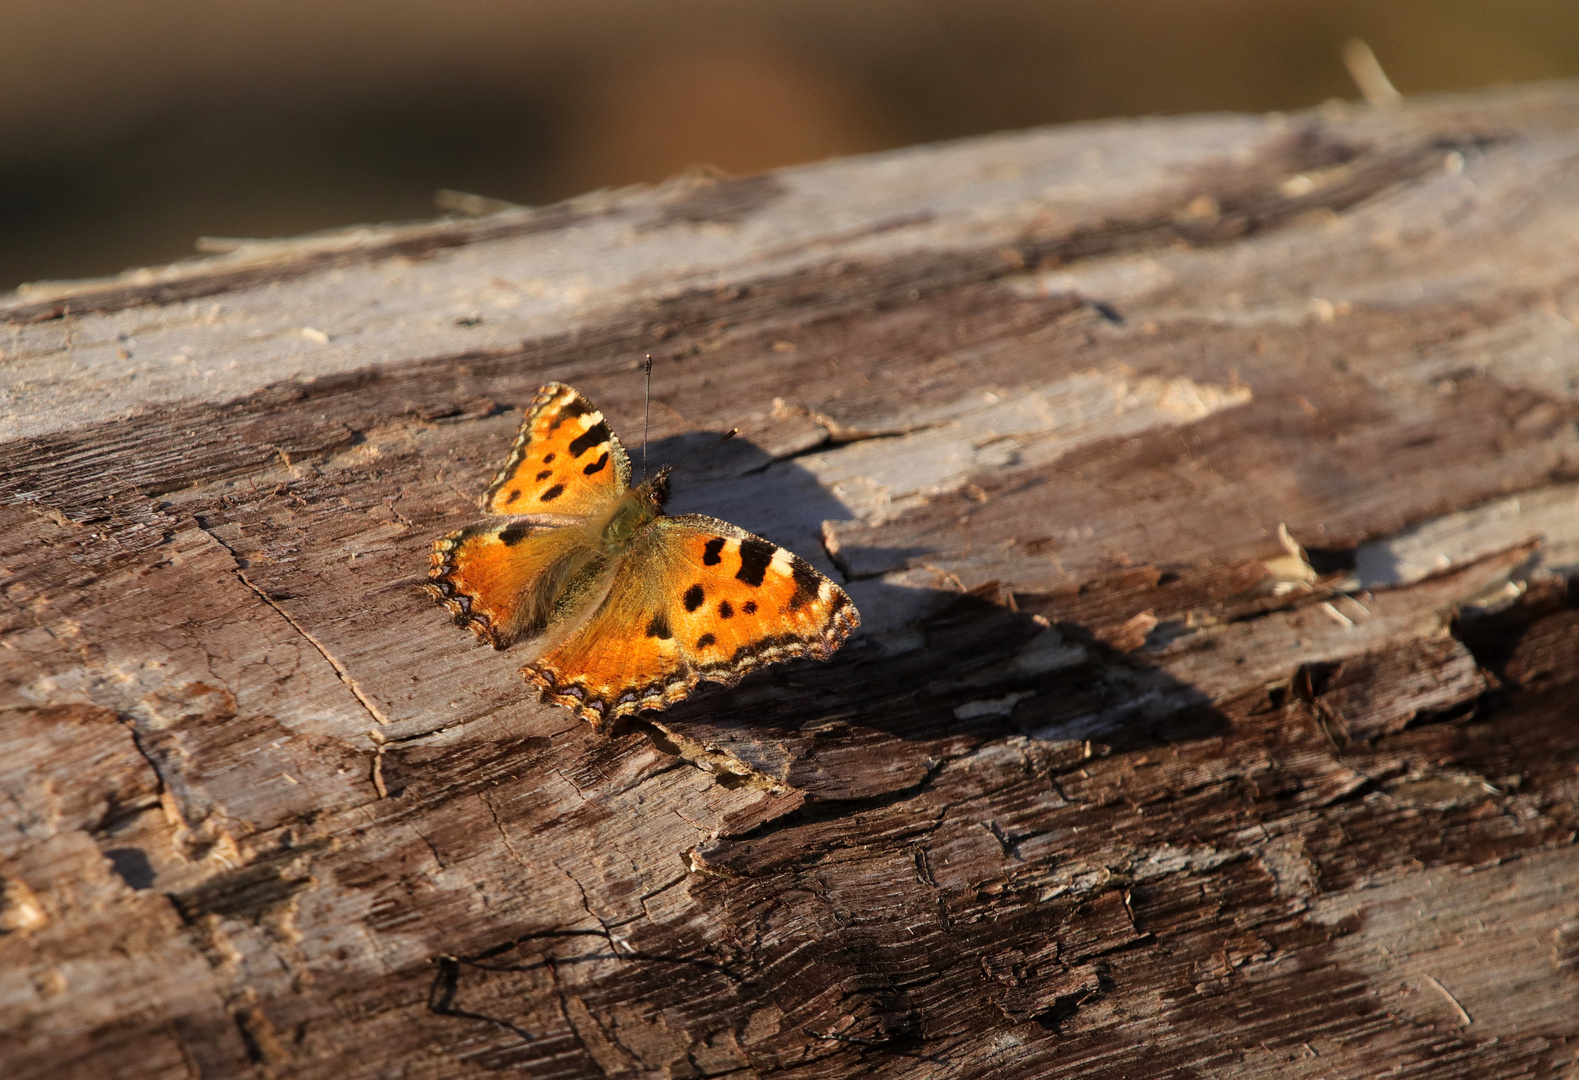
[[621, 432, 1232, 801]]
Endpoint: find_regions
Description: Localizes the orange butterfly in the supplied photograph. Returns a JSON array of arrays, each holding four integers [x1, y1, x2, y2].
[[425, 382, 860, 726]]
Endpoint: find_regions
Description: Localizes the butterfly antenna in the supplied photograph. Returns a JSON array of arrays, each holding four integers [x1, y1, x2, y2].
[[672, 428, 739, 474], [641, 354, 653, 482]]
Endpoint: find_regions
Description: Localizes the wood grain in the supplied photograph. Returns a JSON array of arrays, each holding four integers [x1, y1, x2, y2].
[[3, 83, 1578, 1078]]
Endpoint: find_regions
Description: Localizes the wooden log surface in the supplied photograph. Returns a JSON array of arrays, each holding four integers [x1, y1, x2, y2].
[[4, 82, 1579, 1078]]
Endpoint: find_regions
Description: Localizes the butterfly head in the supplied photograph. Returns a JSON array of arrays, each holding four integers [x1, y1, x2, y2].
[[637, 464, 673, 510]]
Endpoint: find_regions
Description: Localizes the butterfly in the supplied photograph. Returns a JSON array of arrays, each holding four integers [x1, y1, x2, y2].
[[424, 382, 860, 727]]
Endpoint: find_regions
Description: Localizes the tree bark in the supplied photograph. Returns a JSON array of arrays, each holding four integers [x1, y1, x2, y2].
[[4, 83, 1578, 1079]]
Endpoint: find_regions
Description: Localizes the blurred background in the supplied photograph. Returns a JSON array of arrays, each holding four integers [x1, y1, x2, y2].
[[3, 0, 1577, 292]]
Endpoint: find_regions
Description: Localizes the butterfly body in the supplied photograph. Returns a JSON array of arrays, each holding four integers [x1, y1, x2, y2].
[[425, 383, 859, 726], [597, 469, 671, 552]]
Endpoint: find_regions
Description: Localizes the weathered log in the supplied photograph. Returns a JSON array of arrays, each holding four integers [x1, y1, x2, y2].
[[3, 82, 1578, 1078]]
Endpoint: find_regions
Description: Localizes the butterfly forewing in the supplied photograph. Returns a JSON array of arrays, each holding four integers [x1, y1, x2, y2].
[[481, 382, 631, 517], [520, 515, 859, 723]]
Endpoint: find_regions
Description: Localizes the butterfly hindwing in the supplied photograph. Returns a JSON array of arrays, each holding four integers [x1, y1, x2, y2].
[[481, 382, 631, 517], [425, 520, 601, 649], [520, 515, 859, 724]]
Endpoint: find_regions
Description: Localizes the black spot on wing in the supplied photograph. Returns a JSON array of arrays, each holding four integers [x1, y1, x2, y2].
[[540, 483, 566, 502], [788, 557, 822, 610], [736, 539, 775, 587], [583, 451, 609, 475], [702, 537, 726, 565], [718, 600, 733, 619], [546, 397, 591, 432], [505, 489, 521, 505], [569, 420, 610, 458], [683, 584, 705, 612], [535, 469, 552, 480], [743, 600, 757, 614], [645, 612, 672, 640], [696, 633, 716, 649], [544, 452, 556, 463], [499, 522, 531, 546]]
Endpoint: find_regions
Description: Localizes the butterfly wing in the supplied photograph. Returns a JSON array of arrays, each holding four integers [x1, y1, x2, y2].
[[425, 521, 606, 649], [427, 383, 629, 647], [480, 382, 631, 517], [519, 515, 860, 724]]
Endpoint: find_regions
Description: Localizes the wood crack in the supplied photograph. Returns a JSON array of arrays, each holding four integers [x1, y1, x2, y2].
[[711, 752, 966, 848], [192, 516, 392, 730]]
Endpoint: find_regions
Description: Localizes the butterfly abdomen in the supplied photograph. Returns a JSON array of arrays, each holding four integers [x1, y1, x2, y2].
[[544, 551, 614, 629]]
